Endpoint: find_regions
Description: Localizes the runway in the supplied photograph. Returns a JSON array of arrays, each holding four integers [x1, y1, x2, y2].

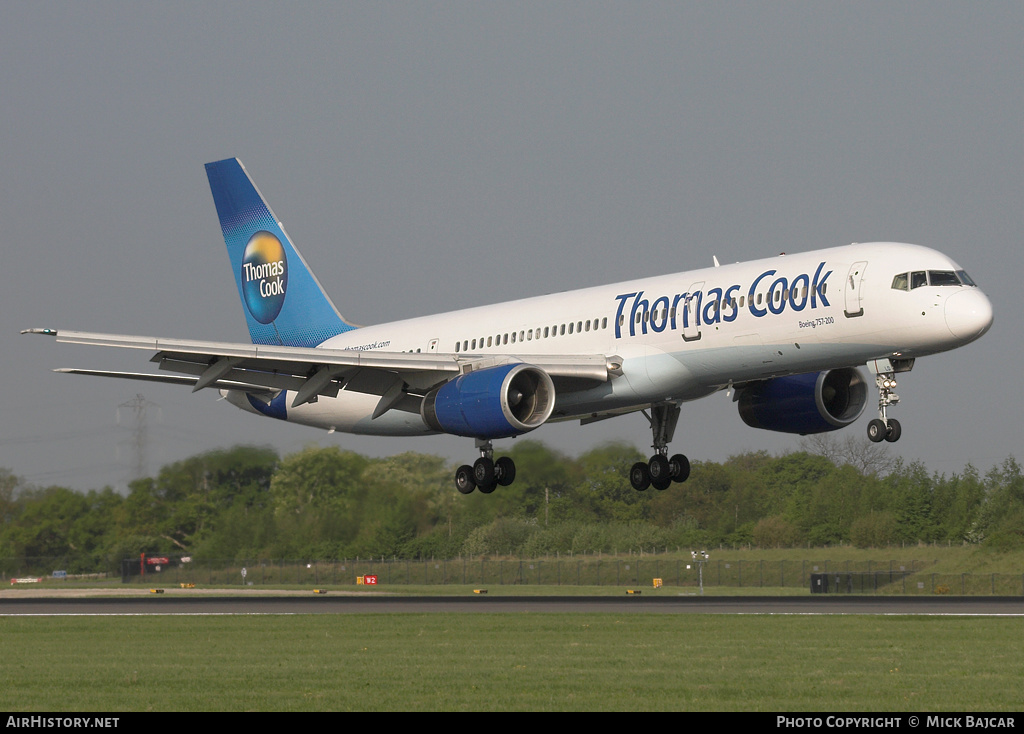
[[2, 594, 1022, 616]]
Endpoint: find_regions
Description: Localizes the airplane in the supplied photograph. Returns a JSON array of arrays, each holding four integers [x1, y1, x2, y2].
[[23, 158, 994, 493]]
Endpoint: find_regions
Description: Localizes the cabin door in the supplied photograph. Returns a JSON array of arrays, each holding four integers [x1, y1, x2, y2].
[[844, 261, 867, 318]]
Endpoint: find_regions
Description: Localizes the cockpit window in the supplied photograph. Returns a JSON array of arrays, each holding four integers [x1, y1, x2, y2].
[[929, 270, 960, 286], [956, 270, 977, 287], [893, 269, 977, 291]]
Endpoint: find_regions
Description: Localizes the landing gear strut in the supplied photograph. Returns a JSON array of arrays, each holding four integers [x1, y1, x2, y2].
[[454, 439, 517, 494], [629, 403, 690, 491], [866, 358, 913, 443]]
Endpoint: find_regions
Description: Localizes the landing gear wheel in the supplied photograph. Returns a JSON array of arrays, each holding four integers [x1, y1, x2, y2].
[[668, 454, 690, 483], [477, 480, 498, 494], [648, 454, 671, 483], [884, 418, 902, 443], [867, 419, 887, 443], [635, 402, 685, 490], [473, 457, 495, 486], [455, 465, 476, 494], [630, 462, 651, 491], [494, 456, 516, 486]]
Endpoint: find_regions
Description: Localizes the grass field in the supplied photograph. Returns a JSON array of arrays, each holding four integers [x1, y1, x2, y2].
[[1, 614, 1021, 711]]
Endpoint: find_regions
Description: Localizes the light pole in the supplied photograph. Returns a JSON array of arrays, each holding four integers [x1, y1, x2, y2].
[[691, 550, 709, 595]]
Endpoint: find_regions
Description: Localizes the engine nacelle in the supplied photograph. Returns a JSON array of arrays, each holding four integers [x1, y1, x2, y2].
[[737, 368, 868, 435], [421, 363, 556, 439]]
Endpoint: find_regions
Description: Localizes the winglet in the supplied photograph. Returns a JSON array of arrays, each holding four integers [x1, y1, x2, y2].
[[205, 158, 357, 347]]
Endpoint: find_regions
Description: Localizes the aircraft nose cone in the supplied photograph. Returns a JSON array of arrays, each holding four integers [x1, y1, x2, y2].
[[945, 289, 994, 342]]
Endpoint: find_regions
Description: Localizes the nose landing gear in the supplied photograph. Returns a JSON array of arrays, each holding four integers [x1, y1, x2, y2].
[[629, 403, 690, 491], [866, 358, 913, 443]]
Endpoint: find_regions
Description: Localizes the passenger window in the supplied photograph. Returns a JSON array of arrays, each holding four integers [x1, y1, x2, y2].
[[911, 271, 927, 289], [511, 332, 516, 343], [602, 317, 607, 329], [568, 322, 574, 334], [891, 273, 909, 291]]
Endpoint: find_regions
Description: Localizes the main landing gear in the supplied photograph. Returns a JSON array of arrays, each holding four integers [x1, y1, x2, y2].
[[866, 361, 908, 444], [629, 403, 691, 491], [454, 439, 517, 494]]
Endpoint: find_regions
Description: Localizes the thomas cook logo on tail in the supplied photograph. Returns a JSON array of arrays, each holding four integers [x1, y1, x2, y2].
[[241, 232, 288, 324]]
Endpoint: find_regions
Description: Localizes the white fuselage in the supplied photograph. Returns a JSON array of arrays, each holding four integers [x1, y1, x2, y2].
[[226, 242, 993, 436]]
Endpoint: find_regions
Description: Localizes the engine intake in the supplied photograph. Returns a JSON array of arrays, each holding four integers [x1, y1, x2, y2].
[[737, 367, 868, 434], [422, 363, 556, 439]]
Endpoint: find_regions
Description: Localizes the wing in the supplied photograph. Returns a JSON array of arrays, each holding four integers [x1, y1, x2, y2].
[[23, 329, 620, 418]]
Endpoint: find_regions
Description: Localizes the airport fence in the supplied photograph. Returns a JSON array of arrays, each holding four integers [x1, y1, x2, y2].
[[115, 557, 938, 589], [114, 556, 1024, 595], [5, 556, 1023, 595]]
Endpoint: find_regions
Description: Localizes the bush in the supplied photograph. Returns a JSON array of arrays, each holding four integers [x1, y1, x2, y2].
[[849, 512, 898, 548], [753, 516, 800, 548]]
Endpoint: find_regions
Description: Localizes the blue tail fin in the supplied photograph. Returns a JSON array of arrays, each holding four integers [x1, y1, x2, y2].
[[205, 158, 356, 347]]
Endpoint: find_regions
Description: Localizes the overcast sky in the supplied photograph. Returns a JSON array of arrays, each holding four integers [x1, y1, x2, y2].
[[2, 2, 1021, 491]]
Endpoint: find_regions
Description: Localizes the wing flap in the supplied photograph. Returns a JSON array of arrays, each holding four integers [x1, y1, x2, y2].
[[53, 368, 281, 394]]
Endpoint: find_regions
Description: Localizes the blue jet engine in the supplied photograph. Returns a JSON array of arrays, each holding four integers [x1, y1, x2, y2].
[[737, 367, 868, 434], [422, 363, 556, 439]]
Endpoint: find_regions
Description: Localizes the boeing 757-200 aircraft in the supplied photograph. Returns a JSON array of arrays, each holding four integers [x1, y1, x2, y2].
[[24, 158, 994, 493]]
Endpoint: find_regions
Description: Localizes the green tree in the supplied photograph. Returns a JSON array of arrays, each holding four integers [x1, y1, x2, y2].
[[886, 461, 936, 543], [979, 457, 1024, 550], [930, 464, 985, 543], [269, 446, 370, 556], [753, 515, 800, 548], [849, 511, 898, 548], [573, 442, 649, 523]]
